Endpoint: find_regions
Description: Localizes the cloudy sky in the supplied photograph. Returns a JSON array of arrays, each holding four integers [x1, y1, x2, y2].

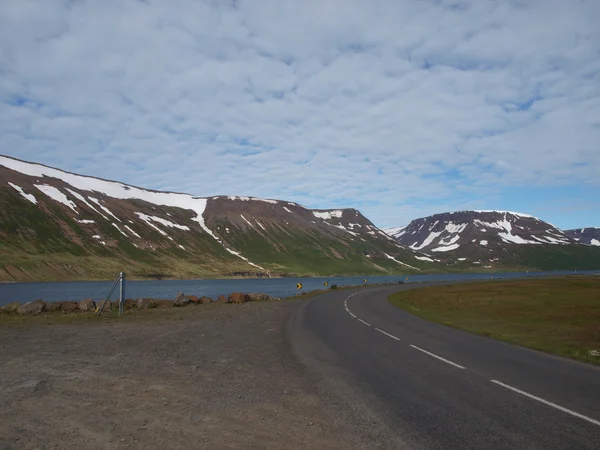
[[1, 0, 599, 229]]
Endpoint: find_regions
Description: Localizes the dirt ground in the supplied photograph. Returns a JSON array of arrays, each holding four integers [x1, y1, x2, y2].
[[0, 300, 375, 449]]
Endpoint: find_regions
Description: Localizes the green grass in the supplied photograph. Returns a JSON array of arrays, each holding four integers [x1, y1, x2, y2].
[[389, 276, 600, 365]]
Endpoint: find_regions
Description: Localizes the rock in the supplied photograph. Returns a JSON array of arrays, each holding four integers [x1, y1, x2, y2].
[[174, 292, 189, 307], [17, 300, 46, 315], [60, 301, 78, 312], [215, 295, 228, 303], [186, 295, 199, 304], [228, 292, 247, 304], [123, 299, 135, 311], [0, 302, 20, 314], [200, 296, 212, 305], [136, 298, 154, 310], [96, 299, 112, 312], [45, 302, 61, 313], [154, 300, 174, 308], [78, 299, 96, 312], [246, 293, 271, 302]]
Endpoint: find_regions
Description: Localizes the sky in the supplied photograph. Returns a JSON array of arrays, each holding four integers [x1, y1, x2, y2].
[[1, 0, 599, 230]]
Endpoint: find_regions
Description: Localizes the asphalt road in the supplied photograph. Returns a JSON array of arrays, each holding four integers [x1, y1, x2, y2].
[[288, 284, 600, 449]]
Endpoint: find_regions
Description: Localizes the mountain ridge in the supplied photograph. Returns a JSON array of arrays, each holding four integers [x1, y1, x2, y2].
[[0, 155, 429, 281], [385, 210, 600, 270]]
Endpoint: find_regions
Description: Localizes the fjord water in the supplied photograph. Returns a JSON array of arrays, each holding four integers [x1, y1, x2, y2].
[[1, 271, 598, 306]]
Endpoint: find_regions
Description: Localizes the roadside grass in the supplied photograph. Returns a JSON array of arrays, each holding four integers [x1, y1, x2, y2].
[[389, 276, 600, 365]]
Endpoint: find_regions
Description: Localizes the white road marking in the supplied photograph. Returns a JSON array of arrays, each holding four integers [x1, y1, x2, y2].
[[410, 345, 466, 369], [375, 327, 401, 341], [490, 380, 600, 427], [357, 318, 371, 327], [348, 311, 357, 318]]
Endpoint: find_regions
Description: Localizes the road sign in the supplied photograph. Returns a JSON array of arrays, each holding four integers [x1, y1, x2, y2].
[[324, 281, 329, 287], [297, 283, 303, 290]]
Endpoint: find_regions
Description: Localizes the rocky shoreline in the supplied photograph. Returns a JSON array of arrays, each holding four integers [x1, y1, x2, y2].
[[0, 291, 279, 315]]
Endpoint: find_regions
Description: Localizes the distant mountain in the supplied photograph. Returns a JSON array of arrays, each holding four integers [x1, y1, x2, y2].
[[0, 155, 429, 282], [381, 226, 407, 239], [564, 228, 600, 246], [384, 211, 600, 270]]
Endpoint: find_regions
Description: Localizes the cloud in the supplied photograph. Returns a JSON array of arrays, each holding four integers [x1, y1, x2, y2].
[[1, 0, 599, 228]]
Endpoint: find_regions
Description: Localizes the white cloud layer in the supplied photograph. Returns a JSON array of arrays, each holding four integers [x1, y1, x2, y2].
[[1, 0, 599, 227]]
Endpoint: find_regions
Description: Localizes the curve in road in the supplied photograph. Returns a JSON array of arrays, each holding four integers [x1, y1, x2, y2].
[[288, 284, 600, 449]]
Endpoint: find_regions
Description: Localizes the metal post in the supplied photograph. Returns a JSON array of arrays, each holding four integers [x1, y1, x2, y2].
[[119, 272, 125, 316]]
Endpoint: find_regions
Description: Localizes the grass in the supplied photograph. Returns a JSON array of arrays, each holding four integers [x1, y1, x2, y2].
[[389, 276, 600, 365]]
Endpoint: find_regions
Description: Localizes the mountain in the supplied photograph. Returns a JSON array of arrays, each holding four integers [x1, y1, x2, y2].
[[0, 155, 430, 282], [564, 228, 600, 246], [381, 226, 407, 239], [385, 210, 600, 270]]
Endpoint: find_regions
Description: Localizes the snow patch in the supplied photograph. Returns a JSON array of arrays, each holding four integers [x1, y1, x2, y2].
[[178, 244, 185, 250], [480, 240, 488, 246], [410, 231, 442, 250], [256, 221, 267, 231], [8, 182, 37, 204], [283, 207, 292, 213], [222, 247, 265, 270], [77, 219, 95, 224], [89, 197, 120, 222], [135, 213, 168, 237], [590, 239, 600, 246], [431, 243, 460, 252], [313, 210, 343, 220], [445, 222, 467, 234], [111, 223, 128, 238], [124, 224, 141, 239], [240, 214, 255, 228], [383, 253, 421, 271], [34, 185, 78, 213], [227, 196, 277, 204], [415, 255, 434, 262]]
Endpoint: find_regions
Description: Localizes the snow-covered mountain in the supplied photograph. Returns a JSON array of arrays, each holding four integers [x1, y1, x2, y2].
[[384, 210, 600, 269], [564, 228, 600, 246], [391, 210, 573, 252], [381, 226, 407, 239], [0, 155, 429, 281]]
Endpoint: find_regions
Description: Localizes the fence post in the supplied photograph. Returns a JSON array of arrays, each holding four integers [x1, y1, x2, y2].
[[119, 272, 126, 316]]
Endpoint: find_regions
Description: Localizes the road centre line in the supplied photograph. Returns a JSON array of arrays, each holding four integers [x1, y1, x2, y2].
[[375, 327, 401, 341], [490, 380, 600, 427], [343, 291, 600, 428], [357, 318, 371, 327], [409, 345, 466, 369]]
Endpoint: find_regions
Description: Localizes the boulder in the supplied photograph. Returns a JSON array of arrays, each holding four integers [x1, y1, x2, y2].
[[78, 299, 96, 312], [136, 298, 154, 310], [246, 293, 271, 302], [215, 295, 228, 303], [60, 301, 78, 312], [228, 292, 247, 304], [186, 295, 199, 304], [174, 292, 189, 307], [200, 296, 212, 305], [17, 300, 46, 315], [0, 302, 20, 314], [154, 300, 174, 308], [123, 299, 136, 311], [45, 302, 61, 313], [96, 299, 112, 312]]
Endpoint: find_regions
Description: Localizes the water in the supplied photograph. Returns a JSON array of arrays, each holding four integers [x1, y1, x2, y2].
[[1, 270, 597, 306]]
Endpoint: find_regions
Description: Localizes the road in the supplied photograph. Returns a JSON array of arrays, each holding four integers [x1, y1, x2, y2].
[[288, 284, 600, 449]]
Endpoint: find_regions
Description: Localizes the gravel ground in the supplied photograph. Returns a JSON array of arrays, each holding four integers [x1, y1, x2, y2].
[[0, 300, 376, 449]]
